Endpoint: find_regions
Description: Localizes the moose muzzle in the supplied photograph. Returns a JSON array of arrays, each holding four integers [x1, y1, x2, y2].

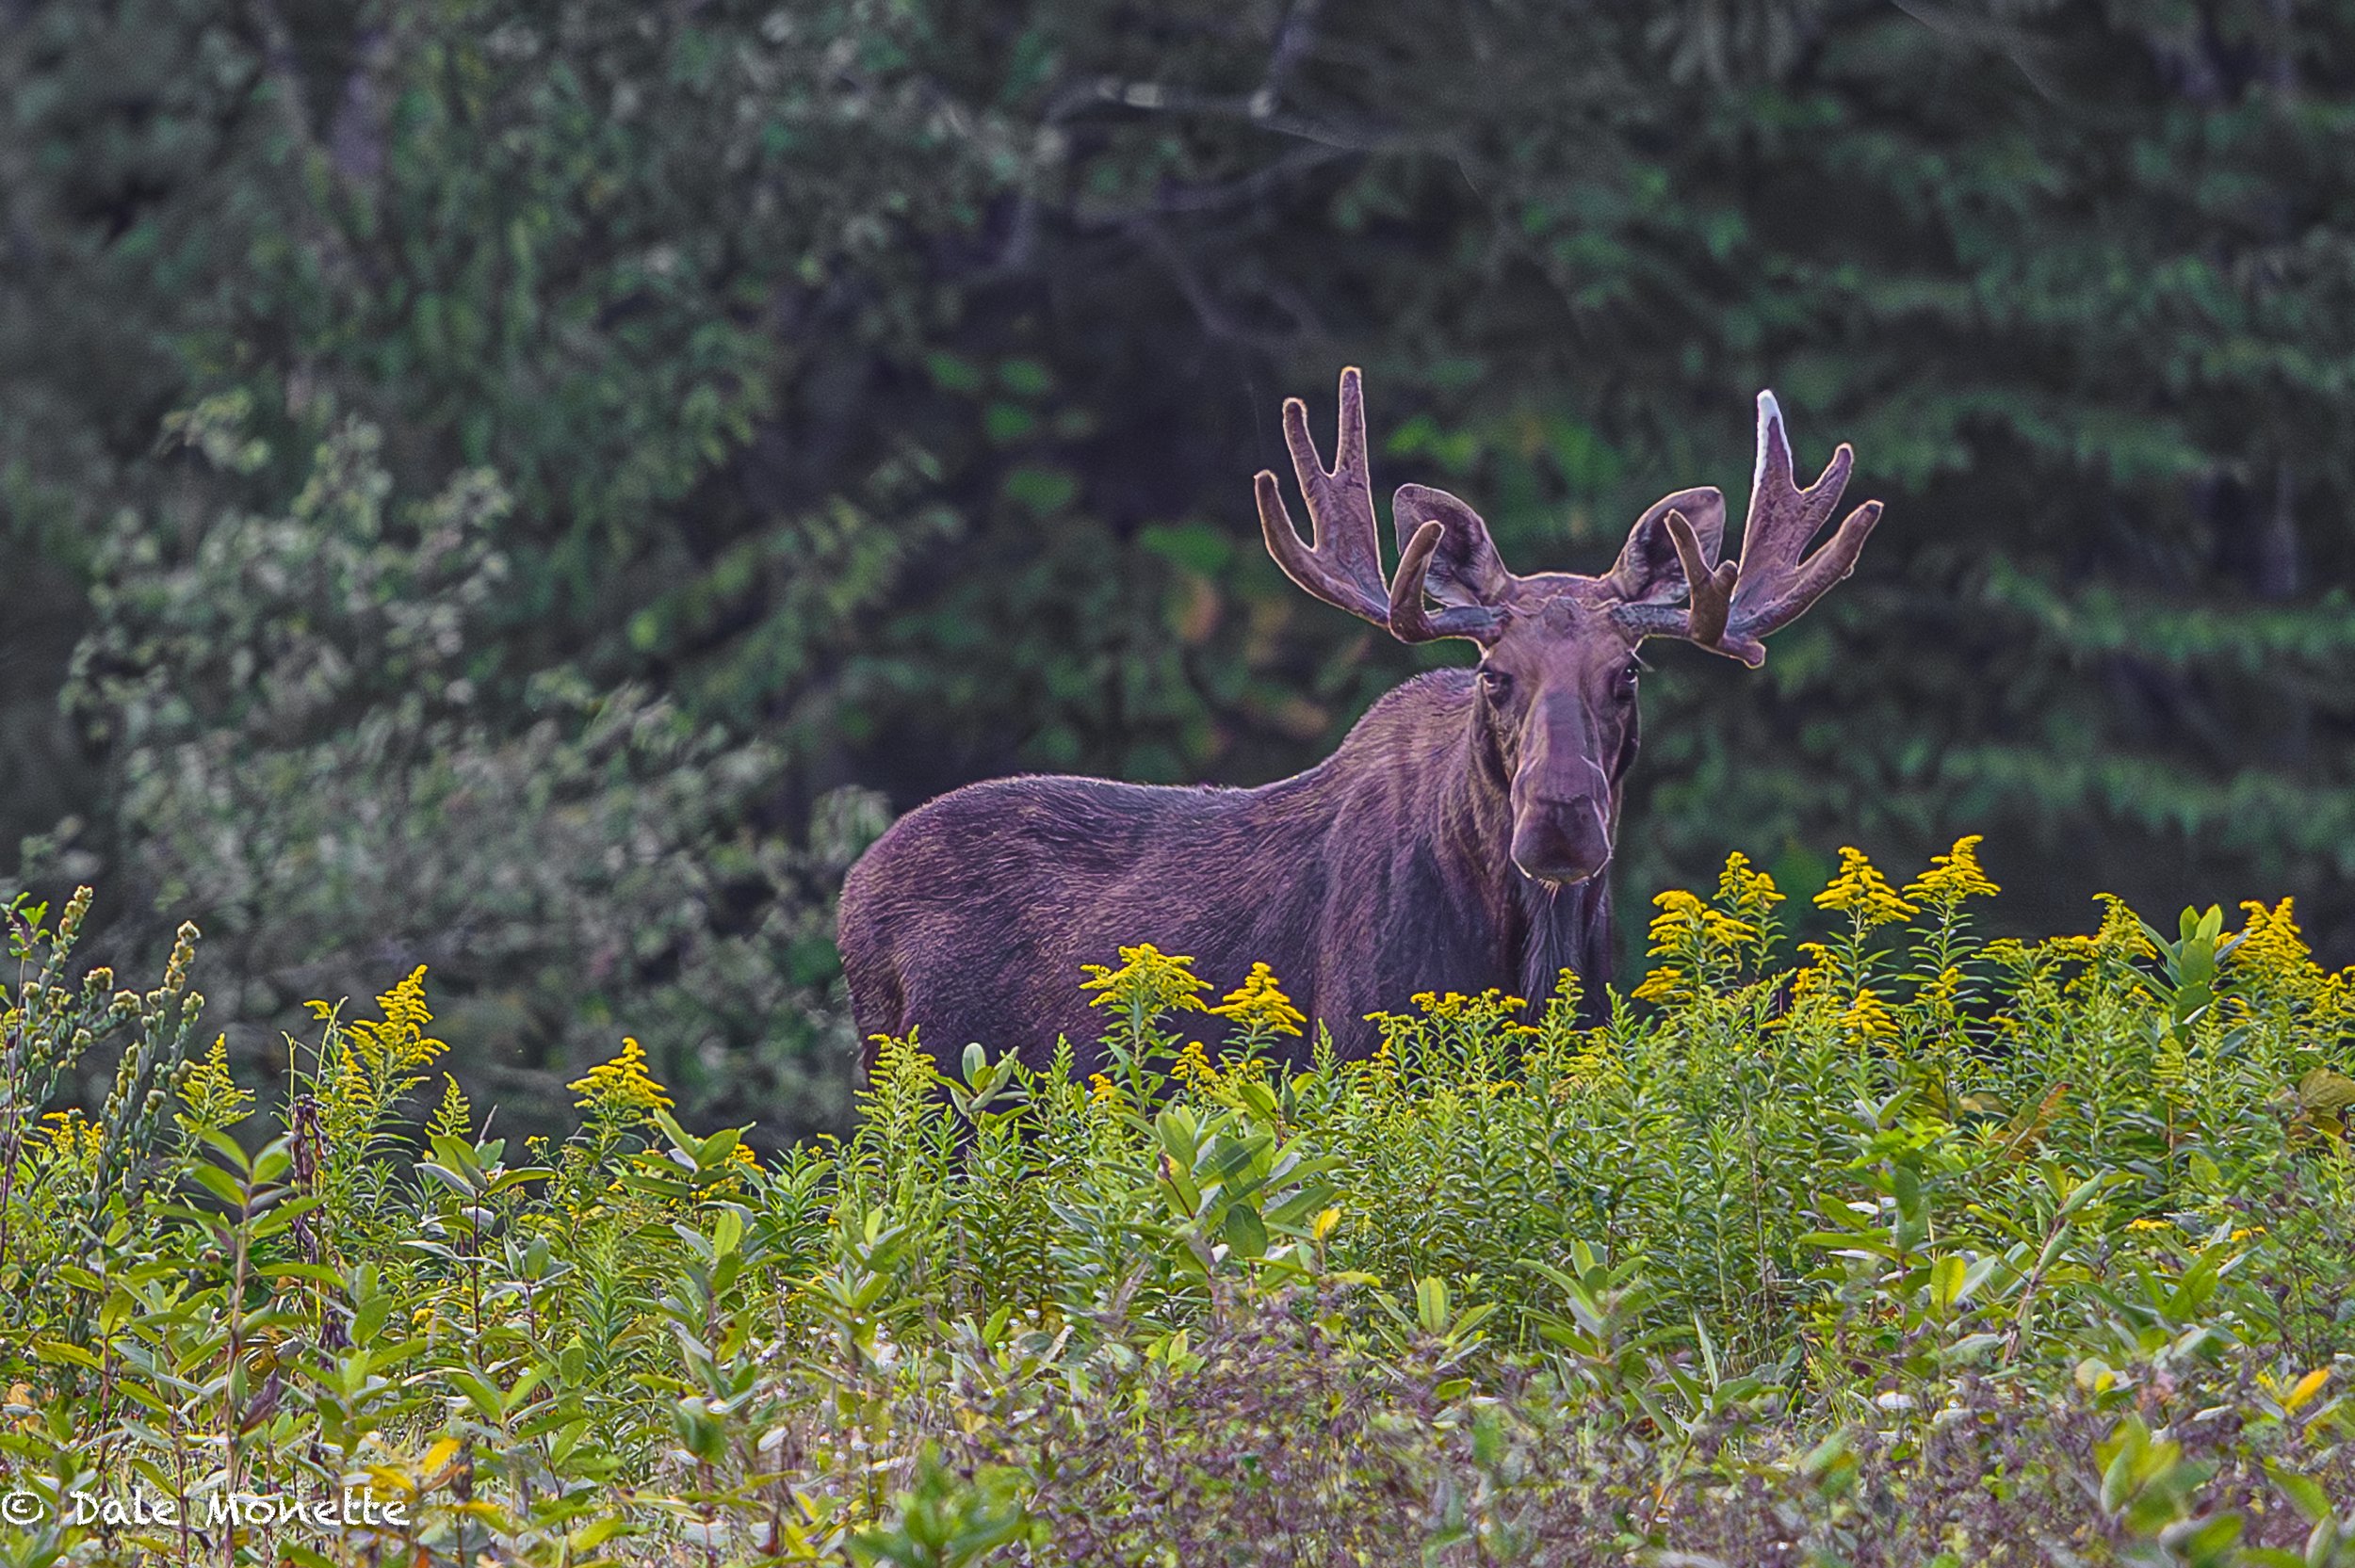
[[1510, 791, 1612, 885]]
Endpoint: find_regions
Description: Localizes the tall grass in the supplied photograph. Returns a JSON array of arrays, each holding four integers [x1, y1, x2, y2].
[[4, 842, 2354, 1564]]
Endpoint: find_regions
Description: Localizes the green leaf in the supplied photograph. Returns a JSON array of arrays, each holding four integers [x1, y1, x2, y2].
[[1222, 1202, 1268, 1258], [2297, 1068, 2355, 1115], [1000, 464, 1078, 514], [33, 1338, 103, 1371]]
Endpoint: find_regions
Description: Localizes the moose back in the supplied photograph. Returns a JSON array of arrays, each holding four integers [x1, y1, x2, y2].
[[837, 371, 1882, 1075]]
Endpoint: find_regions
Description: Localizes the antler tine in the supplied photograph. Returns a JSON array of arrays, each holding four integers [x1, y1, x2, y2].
[[1603, 505, 1735, 645], [1741, 396, 1847, 569], [1607, 393, 1883, 666], [1711, 391, 1882, 662], [1256, 366, 1391, 626], [1390, 521, 1506, 644], [1665, 509, 1738, 648], [1726, 498, 1881, 653]]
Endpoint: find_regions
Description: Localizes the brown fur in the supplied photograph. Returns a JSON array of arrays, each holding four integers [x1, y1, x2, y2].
[[839, 667, 1621, 1077]]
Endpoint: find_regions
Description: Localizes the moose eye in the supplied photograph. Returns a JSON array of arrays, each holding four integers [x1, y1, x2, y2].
[[1616, 662, 1641, 699], [1476, 666, 1512, 698]]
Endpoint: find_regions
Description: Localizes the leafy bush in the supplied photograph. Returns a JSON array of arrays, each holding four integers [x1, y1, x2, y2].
[[5, 844, 2355, 1564], [34, 396, 883, 1143], [19, 0, 2355, 1021]]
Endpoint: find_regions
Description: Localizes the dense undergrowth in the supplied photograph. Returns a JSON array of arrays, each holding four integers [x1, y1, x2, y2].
[[5, 840, 2355, 1566]]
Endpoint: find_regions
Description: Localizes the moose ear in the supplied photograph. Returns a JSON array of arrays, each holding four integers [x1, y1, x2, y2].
[[1393, 484, 1512, 607], [1599, 487, 1726, 606]]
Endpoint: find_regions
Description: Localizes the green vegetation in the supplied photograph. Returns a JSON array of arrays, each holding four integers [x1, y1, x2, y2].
[[10, 4, 2355, 1138], [7, 845, 2355, 1563]]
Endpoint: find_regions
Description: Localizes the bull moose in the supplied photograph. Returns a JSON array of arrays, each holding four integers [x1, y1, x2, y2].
[[838, 369, 1882, 1075]]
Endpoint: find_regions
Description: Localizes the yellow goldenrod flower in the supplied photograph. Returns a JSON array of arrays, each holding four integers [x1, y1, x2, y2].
[[1919, 965, 1964, 1013], [1637, 891, 1708, 1007], [2088, 894, 2157, 961], [1632, 964, 1685, 1005], [2232, 898, 2314, 986], [2315, 968, 2355, 1032], [427, 1074, 473, 1140], [178, 1034, 255, 1133], [568, 1036, 674, 1119], [1080, 944, 1210, 1016], [1221, 1051, 1271, 1085], [1903, 834, 2001, 906], [297, 969, 456, 1172], [35, 1109, 104, 1167], [1171, 1040, 1214, 1084], [1640, 881, 1761, 1009], [1701, 908, 1758, 946], [1787, 942, 1836, 1008], [342, 966, 449, 1079], [1841, 988, 1900, 1043], [1210, 962, 1307, 1038], [1716, 850, 1784, 923], [1651, 888, 1707, 930], [1815, 848, 1918, 929], [2125, 1218, 2172, 1234]]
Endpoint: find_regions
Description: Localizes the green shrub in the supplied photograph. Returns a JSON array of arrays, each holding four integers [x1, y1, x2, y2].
[[37, 399, 882, 1144], [4, 846, 2354, 1563]]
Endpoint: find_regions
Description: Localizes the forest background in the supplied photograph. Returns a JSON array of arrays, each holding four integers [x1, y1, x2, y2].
[[5, 0, 2353, 1144]]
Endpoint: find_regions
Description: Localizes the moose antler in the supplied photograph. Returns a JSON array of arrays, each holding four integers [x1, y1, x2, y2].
[[1612, 391, 1882, 667], [1257, 368, 1502, 645]]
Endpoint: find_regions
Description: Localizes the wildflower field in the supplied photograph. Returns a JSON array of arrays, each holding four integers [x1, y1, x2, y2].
[[6, 841, 2355, 1567]]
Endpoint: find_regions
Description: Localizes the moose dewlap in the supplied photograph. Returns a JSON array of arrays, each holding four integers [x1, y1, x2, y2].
[[837, 370, 1884, 1078]]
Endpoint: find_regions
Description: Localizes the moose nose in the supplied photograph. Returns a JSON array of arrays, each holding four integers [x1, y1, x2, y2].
[[1510, 794, 1611, 885]]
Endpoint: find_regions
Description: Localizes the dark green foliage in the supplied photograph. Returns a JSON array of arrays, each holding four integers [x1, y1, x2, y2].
[[56, 401, 877, 1139], [9, 2, 2355, 1131]]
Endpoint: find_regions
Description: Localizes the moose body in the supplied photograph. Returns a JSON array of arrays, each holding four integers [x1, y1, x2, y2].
[[838, 670, 1611, 1075], [839, 370, 1882, 1075]]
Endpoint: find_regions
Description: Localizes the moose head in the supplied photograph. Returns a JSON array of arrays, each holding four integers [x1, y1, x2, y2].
[[1257, 367, 1882, 888]]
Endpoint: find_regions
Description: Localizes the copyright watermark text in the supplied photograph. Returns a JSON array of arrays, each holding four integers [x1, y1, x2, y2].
[[2, 1484, 409, 1530]]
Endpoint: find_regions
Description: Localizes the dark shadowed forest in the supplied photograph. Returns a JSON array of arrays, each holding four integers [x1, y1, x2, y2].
[[6, 0, 2355, 1141]]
